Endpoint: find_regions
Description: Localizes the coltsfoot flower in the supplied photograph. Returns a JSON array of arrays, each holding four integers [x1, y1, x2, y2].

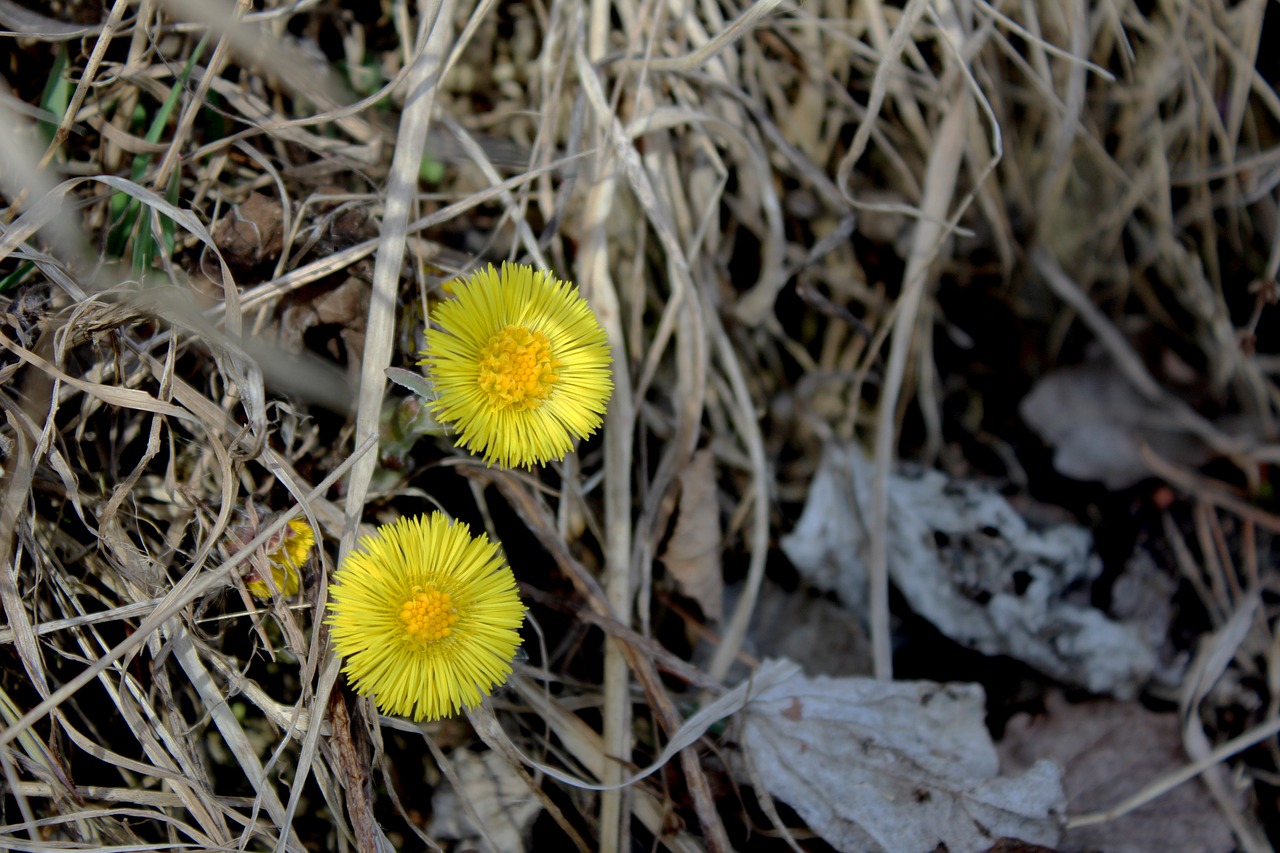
[[326, 512, 525, 721], [419, 262, 613, 468], [229, 512, 315, 599]]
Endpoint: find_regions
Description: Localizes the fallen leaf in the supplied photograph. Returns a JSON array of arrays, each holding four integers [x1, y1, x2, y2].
[[998, 691, 1235, 853], [277, 276, 368, 381], [737, 663, 1066, 853], [431, 748, 539, 853], [1108, 549, 1185, 688], [739, 579, 872, 677], [981, 840, 1064, 853], [781, 443, 1156, 698], [212, 192, 285, 273], [1019, 359, 1213, 489], [660, 448, 724, 622]]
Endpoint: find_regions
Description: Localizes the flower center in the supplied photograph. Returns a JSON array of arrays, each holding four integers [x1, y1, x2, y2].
[[399, 587, 458, 644], [476, 325, 560, 411]]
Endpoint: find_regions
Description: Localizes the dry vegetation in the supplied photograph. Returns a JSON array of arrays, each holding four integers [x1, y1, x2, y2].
[[0, 0, 1278, 850]]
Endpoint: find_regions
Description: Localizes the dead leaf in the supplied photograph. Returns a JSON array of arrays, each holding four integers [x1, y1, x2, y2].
[[1019, 359, 1213, 489], [981, 840, 1064, 853], [277, 276, 368, 381], [781, 443, 1157, 698], [998, 692, 1235, 853], [738, 663, 1066, 853], [740, 579, 872, 676], [1108, 549, 1185, 688], [212, 192, 285, 273], [431, 748, 540, 853], [661, 448, 723, 622]]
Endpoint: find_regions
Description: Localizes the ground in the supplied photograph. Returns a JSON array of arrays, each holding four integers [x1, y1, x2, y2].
[[0, 1, 1277, 851]]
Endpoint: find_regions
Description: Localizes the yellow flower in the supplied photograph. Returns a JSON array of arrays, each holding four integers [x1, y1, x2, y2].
[[326, 512, 525, 722], [242, 518, 314, 599], [419, 262, 613, 468]]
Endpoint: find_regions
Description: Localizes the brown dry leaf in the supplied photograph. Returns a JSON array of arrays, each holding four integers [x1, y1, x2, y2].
[[661, 448, 724, 622], [998, 691, 1235, 853], [277, 276, 369, 381], [212, 192, 285, 273]]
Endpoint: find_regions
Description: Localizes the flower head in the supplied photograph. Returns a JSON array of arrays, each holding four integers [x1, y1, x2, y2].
[[229, 514, 315, 599], [419, 262, 612, 468], [326, 512, 525, 721]]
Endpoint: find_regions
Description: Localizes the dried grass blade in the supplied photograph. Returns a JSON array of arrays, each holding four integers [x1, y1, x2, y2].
[[0, 412, 54, 695], [0, 92, 90, 274], [0, 417, 43, 841], [702, 290, 770, 685], [304, 2, 459, 850], [869, 88, 970, 679], [835, 0, 930, 203], [637, 0, 784, 72], [0, 0, 106, 38], [38, 0, 131, 165], [0, 331, 191, 420], [495, 660, 800, 792], [0, 438, 373, 751], [340, 0, 454, 556], [571, 34, 638, 853], [159, 0, 362, 140], [170, 628, 295, 841]]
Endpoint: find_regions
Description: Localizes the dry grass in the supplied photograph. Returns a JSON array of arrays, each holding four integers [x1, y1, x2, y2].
[[0, 0, 1277, 850]]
